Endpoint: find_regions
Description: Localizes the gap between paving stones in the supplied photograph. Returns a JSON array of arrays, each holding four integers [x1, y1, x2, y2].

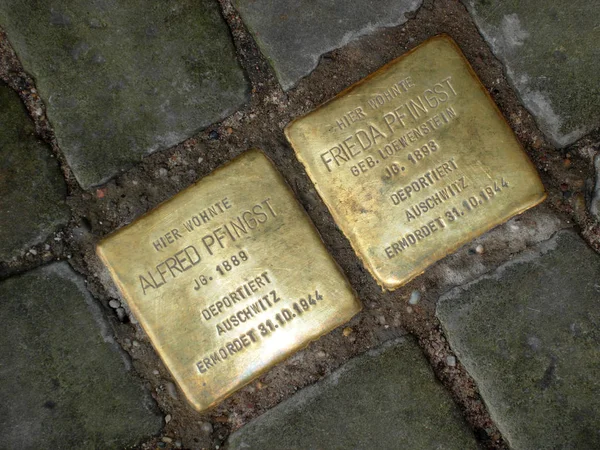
[[1, 0, 599, 448]]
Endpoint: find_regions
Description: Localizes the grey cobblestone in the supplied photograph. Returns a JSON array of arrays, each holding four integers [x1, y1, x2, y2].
[[438, 230, 600, 449], [233, 0, 422, 90], [0, 0, 249, 188], [0, 82, 69, 262], [463, 0, 600, 147], [0, 262, 162, 449], [228, 337, 477, 450]]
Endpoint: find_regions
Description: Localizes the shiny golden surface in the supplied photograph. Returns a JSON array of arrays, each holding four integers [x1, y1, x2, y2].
[[97, 150, 360, 411], [285, 35, 546, 290]]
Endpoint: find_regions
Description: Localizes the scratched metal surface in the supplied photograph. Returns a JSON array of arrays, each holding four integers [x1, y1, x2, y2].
[[97, 149, 360, 411], [285, 35, 546, 290]]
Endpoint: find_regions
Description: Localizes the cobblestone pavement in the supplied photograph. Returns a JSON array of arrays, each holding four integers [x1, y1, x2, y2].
[[0, 0, 599, 449]]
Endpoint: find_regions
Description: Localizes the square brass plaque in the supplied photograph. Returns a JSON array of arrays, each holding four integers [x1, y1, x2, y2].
[[97, 150, 360, 411], [285, 35, 546, 290]]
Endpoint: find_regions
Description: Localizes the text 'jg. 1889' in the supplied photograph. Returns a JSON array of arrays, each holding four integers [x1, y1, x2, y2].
[[97, 149, 361, 411]]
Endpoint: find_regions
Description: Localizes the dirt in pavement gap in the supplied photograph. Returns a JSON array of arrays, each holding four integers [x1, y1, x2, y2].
[[0, 0, 598, 449]]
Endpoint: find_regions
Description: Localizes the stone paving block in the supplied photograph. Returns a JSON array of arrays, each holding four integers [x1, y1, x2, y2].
[[463, 0, 600, 147], [437, 230, 600, 449], [0, 1, 249, 189], [590, 153, 600, 222], [233, 0, 422, 90], [0, 82, 69, 262], [0, 262, 162, 449], [228, 337, 477, 450]]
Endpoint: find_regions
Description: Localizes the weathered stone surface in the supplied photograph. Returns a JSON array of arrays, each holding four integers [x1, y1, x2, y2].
[[228, 337, 477, 450], [0, 82, 69, 261], [590, 153, 600, 222], [463, 0, 600, 147], [0, 1, 249, 189], [0, 262, 162, 449], [233, 0, 422, 90], [437, 230, 600, 449]]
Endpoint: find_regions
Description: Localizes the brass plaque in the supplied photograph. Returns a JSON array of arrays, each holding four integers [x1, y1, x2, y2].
[[285, 35, 546, 290], [96, 150, 360, 411]]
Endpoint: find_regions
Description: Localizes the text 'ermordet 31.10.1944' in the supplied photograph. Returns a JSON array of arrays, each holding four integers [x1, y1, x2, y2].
[[285, 34, 546, 290], [97, 150, 361, 412]]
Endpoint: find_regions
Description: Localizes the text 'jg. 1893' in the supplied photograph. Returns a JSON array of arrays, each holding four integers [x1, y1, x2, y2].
[[285, 34, 546, 290]]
